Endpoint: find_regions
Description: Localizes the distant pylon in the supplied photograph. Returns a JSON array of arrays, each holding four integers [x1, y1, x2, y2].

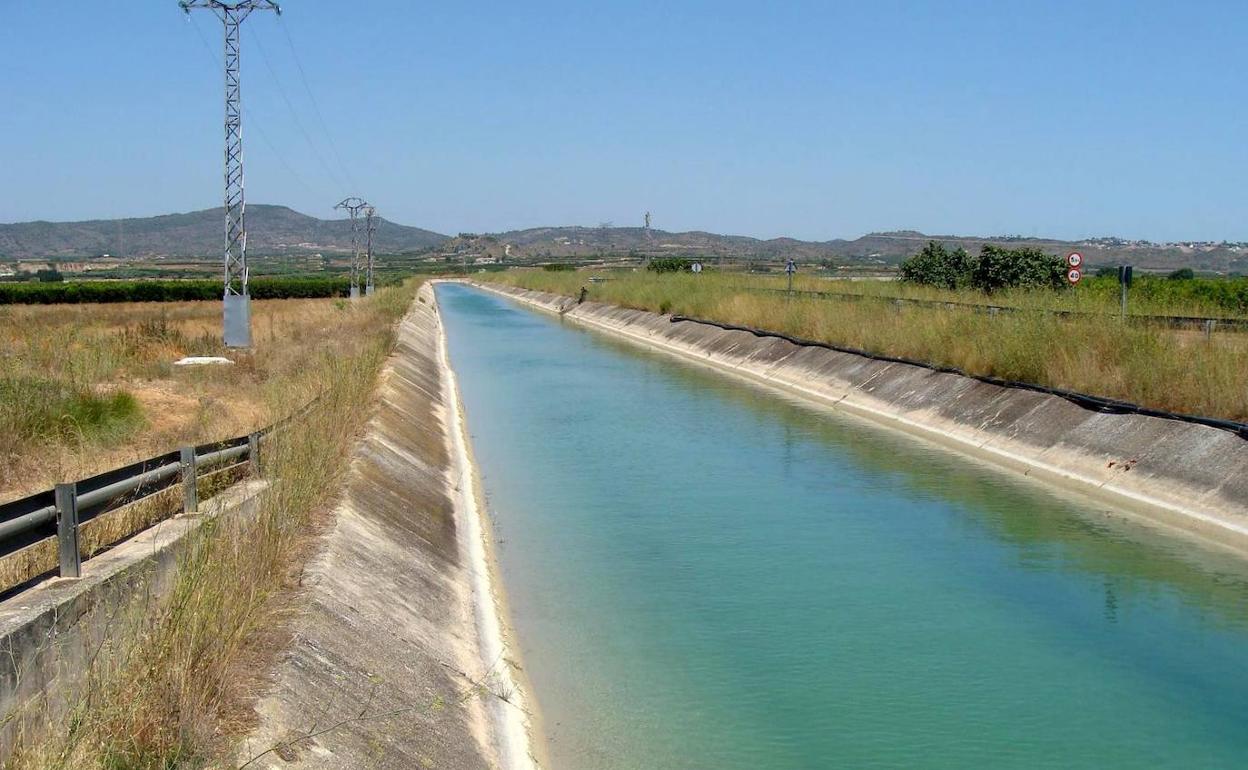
[[334, 197, 369, 298], [644, 211, 652, 239], [364, 205, 377, 296], [180, 0, 282, 348]]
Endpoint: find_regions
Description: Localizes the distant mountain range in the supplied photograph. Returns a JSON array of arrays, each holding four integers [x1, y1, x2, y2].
[[0, 205, 447, 260], [451, 226, 1248, 272], [3, 206, 1246, 273]]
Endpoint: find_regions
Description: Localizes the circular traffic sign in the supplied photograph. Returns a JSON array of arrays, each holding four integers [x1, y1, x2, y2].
[[1067, 268, 1082, 284], [691, 262, 703, 273], [1067, 252, 1083, 268]]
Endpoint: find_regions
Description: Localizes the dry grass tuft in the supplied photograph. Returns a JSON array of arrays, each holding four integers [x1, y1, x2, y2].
[[0, 298, 385, 502]]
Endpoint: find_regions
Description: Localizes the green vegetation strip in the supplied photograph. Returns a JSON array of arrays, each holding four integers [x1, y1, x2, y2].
[[0, 277, 354, 304]]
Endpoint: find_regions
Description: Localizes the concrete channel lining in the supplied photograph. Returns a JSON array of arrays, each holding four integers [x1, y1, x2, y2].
[[241, 281, 536, 769], [473, 282, 1248, 554]]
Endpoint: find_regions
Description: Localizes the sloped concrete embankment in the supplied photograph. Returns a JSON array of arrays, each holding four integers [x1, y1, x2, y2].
[[475, 282, 1248, 552], [245, 282, 535, 769]]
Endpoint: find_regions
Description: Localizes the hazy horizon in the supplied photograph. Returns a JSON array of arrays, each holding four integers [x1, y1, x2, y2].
[[1, 202, 1241, 247]]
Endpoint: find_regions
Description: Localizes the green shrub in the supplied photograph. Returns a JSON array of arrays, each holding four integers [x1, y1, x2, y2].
[[970, 245, 1067, 293], [1168, 268, 1195, 281], [543, 263, 576, 272], [647, 257, 693, 274], [901, 242, 1067, 293], [898, 242, 972, 289]]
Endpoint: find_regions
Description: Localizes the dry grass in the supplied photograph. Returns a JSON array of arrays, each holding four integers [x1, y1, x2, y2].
[[2, 283, 417, 769], [0, 297, 377, 502], [483, 270, 1248, 422]]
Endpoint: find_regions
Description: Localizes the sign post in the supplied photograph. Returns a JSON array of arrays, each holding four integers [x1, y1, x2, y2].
[[785, 259, 797, 295], [1118, 265, 1134, 319], [1065, 252, 1083, 286]]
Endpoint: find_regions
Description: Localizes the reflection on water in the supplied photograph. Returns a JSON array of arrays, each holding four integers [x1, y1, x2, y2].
[[438, 283, 1248, 770]]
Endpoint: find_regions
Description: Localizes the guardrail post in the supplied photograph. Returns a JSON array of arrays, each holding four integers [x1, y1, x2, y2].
[[54, 483, 81, 578], [181, 446, 198, 513], [248, 432, 261, 476]]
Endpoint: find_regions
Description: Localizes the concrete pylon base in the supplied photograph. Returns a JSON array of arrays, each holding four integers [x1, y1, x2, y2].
[[223, 293, 252, 348]]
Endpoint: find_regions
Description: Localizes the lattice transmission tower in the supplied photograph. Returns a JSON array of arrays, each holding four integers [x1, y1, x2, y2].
[[364, 205, 377, 296], [180, 0, 282, 348], [334, 197, 369, 299]]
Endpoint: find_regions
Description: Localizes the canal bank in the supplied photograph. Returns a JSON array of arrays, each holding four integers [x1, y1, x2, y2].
[[245, 282, 538, 769], [472, 281, 1248, 555]]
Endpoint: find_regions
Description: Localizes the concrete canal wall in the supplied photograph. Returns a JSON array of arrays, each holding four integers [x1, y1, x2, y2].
[[475, 282, 1248, 554], [246, 281, 536, 768]]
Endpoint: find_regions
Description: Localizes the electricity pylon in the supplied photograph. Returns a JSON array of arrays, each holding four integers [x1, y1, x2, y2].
[[364, 205, 377, 296], [334, 197, 369, 299], [180, 0, 282, 348]]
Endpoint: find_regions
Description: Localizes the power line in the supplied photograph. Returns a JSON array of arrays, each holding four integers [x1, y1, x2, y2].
[[248, 24, 348, 193], [277, 16, 358, 192], [188, 14, 321, 200]]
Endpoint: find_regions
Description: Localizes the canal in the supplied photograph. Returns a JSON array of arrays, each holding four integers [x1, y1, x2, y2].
[[437, 283, 1248, 769]]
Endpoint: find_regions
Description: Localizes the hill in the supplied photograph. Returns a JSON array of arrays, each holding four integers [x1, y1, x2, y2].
[[448, 226, 1248, 272], [0, 205, 448, 259], [4, 207, 1246, 273]]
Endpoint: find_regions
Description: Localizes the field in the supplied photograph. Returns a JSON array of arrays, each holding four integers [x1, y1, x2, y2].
[[481, 269, 1248, 422], [5, 282, 418, 768], [0, 294, 384, 501]]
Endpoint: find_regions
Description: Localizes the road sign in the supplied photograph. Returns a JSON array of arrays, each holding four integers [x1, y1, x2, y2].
[[785, 259, 797, 275], [691, 262, 703, 273], [1067, 268, 1082, 285], [1067, 252, 1083, 268]]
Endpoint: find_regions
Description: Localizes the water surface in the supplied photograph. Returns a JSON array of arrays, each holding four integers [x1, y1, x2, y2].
[[438, 283, 1248, 769]]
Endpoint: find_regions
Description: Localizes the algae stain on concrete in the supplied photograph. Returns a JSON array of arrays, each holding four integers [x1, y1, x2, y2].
[[439, 283, 1248, 770]]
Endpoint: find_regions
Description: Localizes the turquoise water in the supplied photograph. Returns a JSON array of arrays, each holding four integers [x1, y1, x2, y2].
[[437, 283, 1248, 769]]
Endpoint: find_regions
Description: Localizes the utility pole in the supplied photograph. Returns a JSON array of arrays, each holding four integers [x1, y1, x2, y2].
[[364, 205, 377, 295], [180, 0, 281, 348], [334, 197, 369, 299], [644, 211, 652, 239]]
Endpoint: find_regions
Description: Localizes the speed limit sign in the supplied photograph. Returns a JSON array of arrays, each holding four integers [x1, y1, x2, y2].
[[1067, 268, 1082, 285], [1067, 252, 1083, 268]]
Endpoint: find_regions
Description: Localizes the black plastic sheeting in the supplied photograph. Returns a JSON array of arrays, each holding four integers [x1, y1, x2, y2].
[[669, 314, 1248, 442]]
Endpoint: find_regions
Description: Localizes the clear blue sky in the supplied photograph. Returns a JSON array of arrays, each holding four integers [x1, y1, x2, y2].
[[2, 1, 1245, 242]]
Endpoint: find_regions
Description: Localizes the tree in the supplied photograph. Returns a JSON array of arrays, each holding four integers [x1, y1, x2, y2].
[[898, 241, 971, 289], [1168, 267, 1195, 280], [969, 245, 1066, 293]]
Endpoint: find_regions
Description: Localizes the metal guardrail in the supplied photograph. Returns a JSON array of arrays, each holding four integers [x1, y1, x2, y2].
[[0, 394, 322, 585], [749, 287, 1248, 334]]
